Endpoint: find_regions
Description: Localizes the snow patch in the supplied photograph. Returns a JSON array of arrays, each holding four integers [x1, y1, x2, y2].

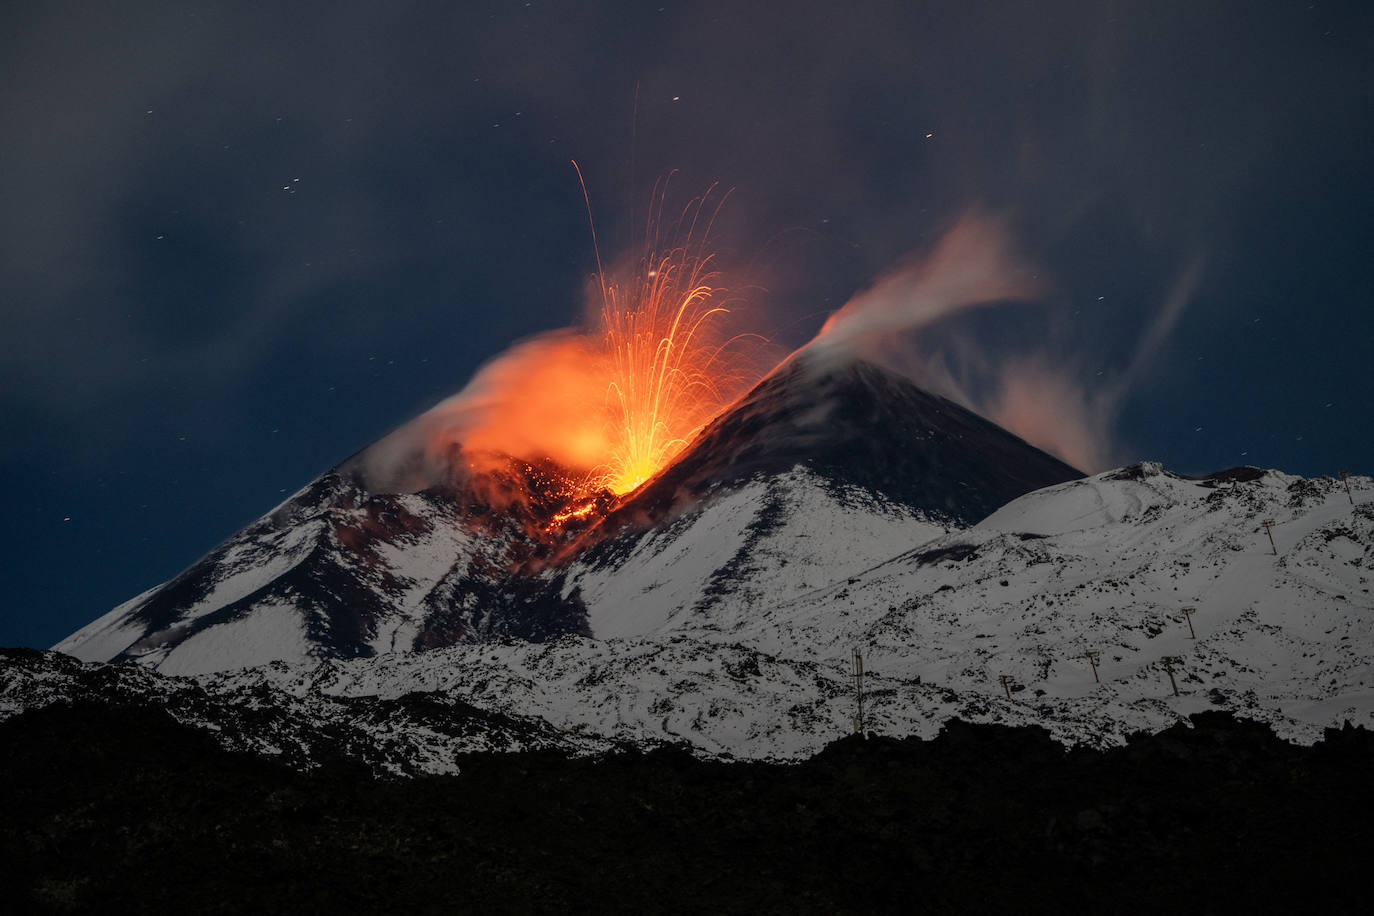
[[155, 601, 317, 677]]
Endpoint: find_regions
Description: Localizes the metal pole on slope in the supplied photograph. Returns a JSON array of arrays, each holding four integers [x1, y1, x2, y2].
[[1340, 470, 1353, 505], [1160, 656, 1182, 697], [1262, 519, 1278, 556], [1182, 607, 1197, 640], [999, 675, 1014, 699], [1085, 651, 1101, 684], [852, 648, 865, 735]]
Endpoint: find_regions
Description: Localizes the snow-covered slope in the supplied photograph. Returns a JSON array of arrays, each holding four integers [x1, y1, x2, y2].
[[21, 463, 1372, 772], [54, 462, 596, 675], [567, 468, 947, 638], [219, 464, 1369, 758]]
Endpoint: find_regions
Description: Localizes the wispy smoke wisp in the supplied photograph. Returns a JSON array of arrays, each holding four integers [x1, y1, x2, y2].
[[805, 212, 1201, 472], [985, 359, 1112, 472], [810, 213, 1046, 354]]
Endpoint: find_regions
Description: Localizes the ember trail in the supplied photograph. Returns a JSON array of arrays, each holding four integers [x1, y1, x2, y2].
[[366, 173, 771, 533], [573, 171, 764, 499]]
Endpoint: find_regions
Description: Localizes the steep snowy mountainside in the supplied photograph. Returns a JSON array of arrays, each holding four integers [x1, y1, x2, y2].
[[55, 459, 596, 676], [564, 468, 947, 638], [47, 464, 1370, 766], [55, 473, 367, 669], [20, 465, 1372, 770], [723, 464, 1374, 738]]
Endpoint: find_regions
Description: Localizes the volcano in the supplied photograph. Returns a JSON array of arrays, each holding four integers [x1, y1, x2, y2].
[[29, 350, 1374, 764], [57, 355, 1081, 675]]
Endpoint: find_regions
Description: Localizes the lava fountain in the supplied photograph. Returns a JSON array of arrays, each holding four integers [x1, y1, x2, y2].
[[351, 175, 770, 520], [582, 172, 763, 495]]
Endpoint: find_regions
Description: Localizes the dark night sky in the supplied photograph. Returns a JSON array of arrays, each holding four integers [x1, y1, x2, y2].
[[3, 1, 1372, 649]]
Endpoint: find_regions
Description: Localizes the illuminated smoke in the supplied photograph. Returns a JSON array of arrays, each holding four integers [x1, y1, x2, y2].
[[805, 212, 1201, 471], [352, 183, 767, 498], [350, 330, 615, 494], [809, 212, 1045, 355], [984, 358, 1111, 473]]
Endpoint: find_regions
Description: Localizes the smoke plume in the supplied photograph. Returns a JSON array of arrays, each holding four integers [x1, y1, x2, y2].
[[806, 212, 1200, 472], [351, 331, 617, 493], [810, 213, 1046, 352]]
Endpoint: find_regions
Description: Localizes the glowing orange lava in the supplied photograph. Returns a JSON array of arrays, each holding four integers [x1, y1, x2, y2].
[[548, 501, 600, 526], [423, 172, 767, 523], [578, 172, 761, 496]]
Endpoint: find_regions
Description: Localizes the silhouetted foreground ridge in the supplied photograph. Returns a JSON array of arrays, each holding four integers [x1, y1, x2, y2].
[[2, 702, 1369, 913]]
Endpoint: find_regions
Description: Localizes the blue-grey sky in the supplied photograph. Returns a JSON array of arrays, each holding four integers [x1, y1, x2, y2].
[[4, 1, 1372, 649]]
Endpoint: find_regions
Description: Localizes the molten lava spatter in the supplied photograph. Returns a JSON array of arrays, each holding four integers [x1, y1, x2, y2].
[[581, 177, 764, 497], [593, 245, 728, 489], [374, 176, 769, 527]]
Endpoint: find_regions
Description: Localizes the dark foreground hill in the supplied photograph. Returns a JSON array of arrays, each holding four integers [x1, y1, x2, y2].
[[2, 705, 1369, 914]]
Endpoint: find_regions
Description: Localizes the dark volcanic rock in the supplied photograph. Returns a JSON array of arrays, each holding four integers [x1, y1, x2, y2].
[[0, 648, 605, 775], [1, 704, 1368, 914]]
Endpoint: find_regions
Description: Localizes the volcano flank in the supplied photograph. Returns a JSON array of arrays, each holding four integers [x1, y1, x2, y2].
[[55, 355, 1081, 674], [600, 352, 1083, 533]]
